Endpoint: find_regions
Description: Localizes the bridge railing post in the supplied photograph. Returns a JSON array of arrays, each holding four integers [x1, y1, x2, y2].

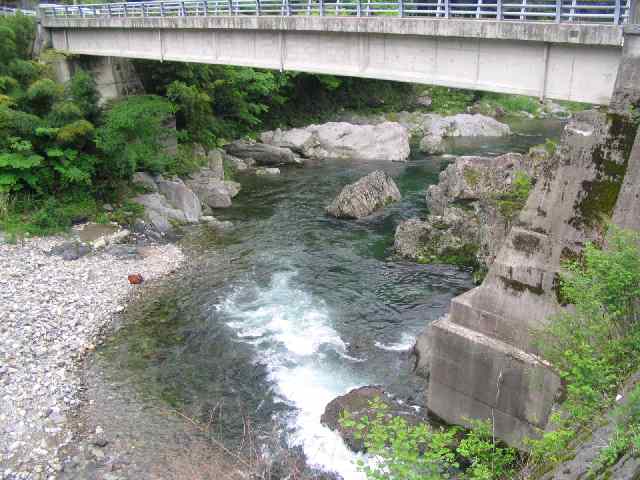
[[496, 0, 502, 19], [123, 3, 128, 17], [228, 0, 233, 15], [256, 0, 260, 15], [555, 0, 561, 22], [399, 0, 404, 16], [614, 0, 621, 24], [319, 0, 324, 15], [444, 0, 449, 17], [356, 0, 361, 16]]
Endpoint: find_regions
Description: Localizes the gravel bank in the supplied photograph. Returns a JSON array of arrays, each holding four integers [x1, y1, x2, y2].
[[0, 236, 184, 479]]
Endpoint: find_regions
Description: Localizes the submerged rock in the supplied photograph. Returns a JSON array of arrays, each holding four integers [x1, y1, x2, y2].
[[49, 241, 91, 261], [224, 139, 301, 166], [262, 121, 411, 162], [327, 170, 402, 219], [419, 114, 511, 154], [321, 386, 425, 452]]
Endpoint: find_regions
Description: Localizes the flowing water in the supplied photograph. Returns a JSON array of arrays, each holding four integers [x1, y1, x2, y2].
[[101, 119, 562, 479]]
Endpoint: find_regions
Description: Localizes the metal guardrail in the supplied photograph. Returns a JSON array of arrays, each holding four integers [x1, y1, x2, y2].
[[39, 0, 631, 23], [0, 5, 37, 15]]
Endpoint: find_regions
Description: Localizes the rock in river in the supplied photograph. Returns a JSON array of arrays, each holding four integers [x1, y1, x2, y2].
[[326, 170, 402, 219], [419, 114, 511, 154], [261, 121, 411, 162], [321, 386, 425, 452], [224, 139, 302, 166]]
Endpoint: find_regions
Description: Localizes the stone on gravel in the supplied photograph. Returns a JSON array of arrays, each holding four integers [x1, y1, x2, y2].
[[0, 237, 183, 477], [326, 170, 401, 219], [49, 241, 91, 261]]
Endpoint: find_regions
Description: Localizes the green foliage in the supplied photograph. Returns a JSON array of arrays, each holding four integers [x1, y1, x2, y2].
[[167, 80, 215, 147], [480, 93, 540, 115], [25, 79, 63, 116], [529, 227, 640, 473], [340, 398, 518, 480], [495, 171, 533, 221], [66, 69, 101, 121], [95, 95, 176, 178], [0, 191, 100, 237], [421, 86, 476, 115]]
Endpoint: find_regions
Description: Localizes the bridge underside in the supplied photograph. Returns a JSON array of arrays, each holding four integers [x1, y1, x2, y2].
[[46, 18, 621, 104]]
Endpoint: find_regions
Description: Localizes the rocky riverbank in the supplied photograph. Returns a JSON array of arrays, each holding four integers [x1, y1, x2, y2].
[[0, 235, 183, 479]]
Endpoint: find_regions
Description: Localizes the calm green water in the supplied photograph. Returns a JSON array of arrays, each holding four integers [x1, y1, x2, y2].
[[102, 118, 563, 479]]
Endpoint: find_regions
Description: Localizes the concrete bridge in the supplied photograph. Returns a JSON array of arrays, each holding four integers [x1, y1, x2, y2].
[[41, 0, 633, 104]]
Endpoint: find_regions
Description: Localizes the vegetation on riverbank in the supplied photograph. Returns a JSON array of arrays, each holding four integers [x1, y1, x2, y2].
[[527, 226, 640, 477], [342, 226, 640, 479]]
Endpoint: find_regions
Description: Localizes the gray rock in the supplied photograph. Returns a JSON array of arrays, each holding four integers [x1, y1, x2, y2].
[[415, 94, 433, 108], [224, 140, 301, 166], [204, 148, 225, 180], [201, 216, 233, 229], [321, 386, 425, 452], [222, 153, 251, 171], [262, 121, 411, 162], [327, 170, 402, 219], [156, 180, 202, 222], [419, 114, 511, 154], [260, 127, 316, 156], [223, 181, 242, 198], [185, 177, 232, 209], [132, 193, 187, 234], [255, 167, 280, 176], [132, 172, 158, 192], [396, 152, 549, 270], [49, 241, 91, 261]]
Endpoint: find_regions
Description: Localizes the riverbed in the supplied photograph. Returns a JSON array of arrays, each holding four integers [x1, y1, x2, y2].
[[86, 119, 563, 479]]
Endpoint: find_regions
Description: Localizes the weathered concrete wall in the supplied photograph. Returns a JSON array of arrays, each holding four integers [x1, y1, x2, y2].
[[426, 109, 638, 445], [48, 55, 144, 104], [42, 16, 623, 104]]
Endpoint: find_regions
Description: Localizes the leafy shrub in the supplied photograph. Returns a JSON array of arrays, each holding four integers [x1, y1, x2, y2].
[[96, 95, 176, 179], [25, 79, 63, 116], [423, 86, 476, 115], [66, 69, 100, 121], [8, 59, 42, 86], [340, 397, 518, 480], [47, 101, 84, 127], [529, 227, 640, 473]]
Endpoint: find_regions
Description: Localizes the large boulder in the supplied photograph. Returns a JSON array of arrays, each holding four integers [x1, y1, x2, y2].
[[321, 386, 425, 452], [327, 170, 402, 219], [224, 139, 301, 166], [395, 151, 550, 270], [261, 121, 411, 162], [156, 179, 202, 222], [419, 114, 511, 154], [132, 193, 188, 234]]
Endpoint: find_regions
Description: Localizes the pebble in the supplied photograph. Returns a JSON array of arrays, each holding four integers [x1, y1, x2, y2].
[[0, 236, 184, 478]]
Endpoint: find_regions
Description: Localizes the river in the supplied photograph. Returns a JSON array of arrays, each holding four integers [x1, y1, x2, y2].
[[96, 118, 562, 480]]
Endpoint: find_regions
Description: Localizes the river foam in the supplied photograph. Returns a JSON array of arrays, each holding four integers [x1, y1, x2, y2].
[[219, 271, 367, 480]]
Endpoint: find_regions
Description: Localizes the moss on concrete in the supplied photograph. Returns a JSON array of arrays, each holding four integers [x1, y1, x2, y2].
[[571, 113, 638, 231]]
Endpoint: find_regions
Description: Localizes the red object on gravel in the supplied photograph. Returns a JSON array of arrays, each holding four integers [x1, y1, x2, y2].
[[127, 274, 144, 285]]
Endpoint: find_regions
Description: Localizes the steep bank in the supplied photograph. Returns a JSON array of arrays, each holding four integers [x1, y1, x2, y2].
[[0, 236, 183, 479]]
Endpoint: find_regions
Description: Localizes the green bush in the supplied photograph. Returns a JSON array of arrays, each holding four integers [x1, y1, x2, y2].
[[96, 95, 176, 179], [529, 227, 640, 473], [340, 397, 518, 480]]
